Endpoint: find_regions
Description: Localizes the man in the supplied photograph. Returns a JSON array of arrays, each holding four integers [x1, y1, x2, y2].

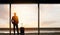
[[12, 12, 19, 35]]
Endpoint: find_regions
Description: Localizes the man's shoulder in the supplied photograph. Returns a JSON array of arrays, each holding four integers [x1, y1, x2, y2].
[[12, 16, 14, 17], [12, 16, 18, 17]]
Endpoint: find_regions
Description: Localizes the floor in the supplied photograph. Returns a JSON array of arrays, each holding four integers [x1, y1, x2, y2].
[[0, 33, 38, 35]]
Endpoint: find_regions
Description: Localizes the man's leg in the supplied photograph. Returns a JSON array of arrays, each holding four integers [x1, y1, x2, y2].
[[16, 24, 19, 35], [13, 24, 15, 35]]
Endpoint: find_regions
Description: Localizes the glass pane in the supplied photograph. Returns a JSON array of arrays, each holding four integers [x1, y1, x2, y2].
[[11, 4, 38, 33], [0, 4, 9, 28], [40, 4, 60, 28], [0, 4, 9, 33]]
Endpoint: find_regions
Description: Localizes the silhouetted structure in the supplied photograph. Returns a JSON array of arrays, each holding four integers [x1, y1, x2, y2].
[[20, 27, 25, 35], [12, 12, 19, 35]]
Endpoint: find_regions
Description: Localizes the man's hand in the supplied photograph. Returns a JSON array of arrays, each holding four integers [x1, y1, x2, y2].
[[12, 20, 14, 22], [11, 20, 14, 23]]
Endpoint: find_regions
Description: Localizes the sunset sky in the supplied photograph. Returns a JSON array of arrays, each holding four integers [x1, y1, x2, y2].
[[0, 4, 9, 28], [1, 4, 60, 28], [40, 4, 60, 28], [11, 4, 38, 28], [0, 4, 38, 28]]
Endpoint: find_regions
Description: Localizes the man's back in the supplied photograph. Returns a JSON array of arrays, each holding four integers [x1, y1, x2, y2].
[[12, 16, 19, 24]]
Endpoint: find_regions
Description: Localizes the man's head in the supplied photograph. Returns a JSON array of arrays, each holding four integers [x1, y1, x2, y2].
[[14, 12, 16, 16]]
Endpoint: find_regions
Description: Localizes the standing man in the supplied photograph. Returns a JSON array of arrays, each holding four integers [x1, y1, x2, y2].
[[12, 12, 19, 35]]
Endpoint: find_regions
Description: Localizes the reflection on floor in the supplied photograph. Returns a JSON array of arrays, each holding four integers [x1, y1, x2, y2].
[[0, 28, 38, 35], [0, 33, 38, 35], [40, 30, 60, 35], [40, 33, 60, 35], [0, 30, 38, 35], [40, 28, 60, 35]]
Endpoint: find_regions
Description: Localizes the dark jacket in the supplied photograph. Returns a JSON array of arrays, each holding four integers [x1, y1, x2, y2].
[[12, 16, 19, 24]]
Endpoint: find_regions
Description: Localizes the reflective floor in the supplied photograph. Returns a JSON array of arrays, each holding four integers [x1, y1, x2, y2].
[[0, 30, 38, 33], [0, 33, 38, 35], [40, 30, 60, 35], [0, 30, 38, 35]]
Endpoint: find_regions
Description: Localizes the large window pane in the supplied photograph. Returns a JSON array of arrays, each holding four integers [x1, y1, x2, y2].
[[40, 4, 60, 28], [0, 4, 9, 28], [11, 4, 38, 28]]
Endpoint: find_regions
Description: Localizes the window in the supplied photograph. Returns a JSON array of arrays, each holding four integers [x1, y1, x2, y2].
[[11, 4, 38, 28], [40, 4, 60, 28], [0, 4, 9, 28]]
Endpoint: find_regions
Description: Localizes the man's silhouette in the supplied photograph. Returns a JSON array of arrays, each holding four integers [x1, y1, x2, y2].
[[12, 12, 19, 35]]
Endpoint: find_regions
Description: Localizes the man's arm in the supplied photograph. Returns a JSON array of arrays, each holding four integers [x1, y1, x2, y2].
[[12, 16, 14, 23]]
